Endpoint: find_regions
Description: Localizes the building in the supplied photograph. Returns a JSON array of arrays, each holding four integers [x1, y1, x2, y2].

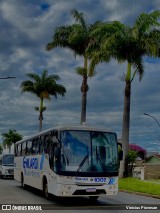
[[144, 154, 160, 180]]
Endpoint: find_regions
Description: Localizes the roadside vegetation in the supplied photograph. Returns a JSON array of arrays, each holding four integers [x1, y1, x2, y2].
[[47, 9, 160, 177], [119, 178, 160, 197], [2, 129, 22, 153]]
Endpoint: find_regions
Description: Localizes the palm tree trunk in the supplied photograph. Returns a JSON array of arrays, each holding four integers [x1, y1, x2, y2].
[[119, 62, 131, 178], [39, 98, 43, 132], [80, 57, 88, 124], [81, 76, 88, 124]]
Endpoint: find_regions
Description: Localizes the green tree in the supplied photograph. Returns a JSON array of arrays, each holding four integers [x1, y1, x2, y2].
[[46, 9, 97, 124], [88, 11, 160, 177], [128, 150, 138, 177], [2, 129, 22, 153], [21, 70, 66, 131]]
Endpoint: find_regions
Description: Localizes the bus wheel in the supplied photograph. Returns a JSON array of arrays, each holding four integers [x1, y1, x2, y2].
[[89, 196, 99, 201], [21, 173, 26, 189], [43, 180, 50, 200]]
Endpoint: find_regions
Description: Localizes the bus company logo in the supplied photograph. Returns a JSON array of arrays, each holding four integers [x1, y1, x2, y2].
[[94, 177, 106, 182], [23, 157, 38, 169], [75, 177, 88, 181], [108, 178, 115, 185]]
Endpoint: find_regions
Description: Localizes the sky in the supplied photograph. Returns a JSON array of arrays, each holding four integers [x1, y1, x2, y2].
[[0, 0, 160, 153]]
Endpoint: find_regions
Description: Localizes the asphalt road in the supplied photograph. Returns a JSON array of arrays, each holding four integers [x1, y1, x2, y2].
[[0, 178, 159, 213]]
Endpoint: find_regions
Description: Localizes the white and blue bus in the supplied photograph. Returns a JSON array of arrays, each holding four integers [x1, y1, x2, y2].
[[14, 125, 122, 200]]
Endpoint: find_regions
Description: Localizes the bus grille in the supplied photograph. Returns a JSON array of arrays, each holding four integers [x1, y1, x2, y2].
[[73, 189, 106, 195], [8, 169, 14, 174]]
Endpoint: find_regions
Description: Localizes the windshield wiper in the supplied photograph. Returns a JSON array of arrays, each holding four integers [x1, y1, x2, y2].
[[77, 155, 88, 172]]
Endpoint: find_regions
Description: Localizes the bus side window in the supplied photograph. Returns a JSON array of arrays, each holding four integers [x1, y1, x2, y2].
[[17, 144, 22, 156], [36, 138, 39, 154], [44, 134, 51, 154], [32, 138, 39, 155], [32, 139, 36, 155], [26, 140, 32, 155], [22, 142, 26, 156], [39, 135, 44, 154]]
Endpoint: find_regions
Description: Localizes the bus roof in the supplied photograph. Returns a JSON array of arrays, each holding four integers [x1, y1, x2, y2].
[[15, 125, 115, 145]]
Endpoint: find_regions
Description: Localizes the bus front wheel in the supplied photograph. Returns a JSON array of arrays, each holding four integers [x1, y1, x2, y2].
[[43, 179, 50, 200]]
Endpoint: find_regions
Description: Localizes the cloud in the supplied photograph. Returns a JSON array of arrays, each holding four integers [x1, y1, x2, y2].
[[0, 0, 160, 153]]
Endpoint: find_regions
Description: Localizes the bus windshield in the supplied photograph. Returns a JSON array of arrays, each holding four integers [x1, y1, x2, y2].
[[2, 155, 14, 166], [58, 130, 118, 174]]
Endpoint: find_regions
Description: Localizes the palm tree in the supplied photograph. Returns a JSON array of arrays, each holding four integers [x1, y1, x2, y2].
[[2, 129, 22, 153], [21, 70, 66, 131], [88, 11, 160, 177], [46, 9, 97, 124]]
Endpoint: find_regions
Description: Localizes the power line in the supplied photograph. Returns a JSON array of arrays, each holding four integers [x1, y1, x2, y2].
[[0, 76, 16, 79]]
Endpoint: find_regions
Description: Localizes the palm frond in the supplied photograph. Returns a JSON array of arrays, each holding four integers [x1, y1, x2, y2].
[[20, 80, 37, 95], [132, 57, 144, 81], [35, 107, 39, 111], [134, 10, 160, 34], [46, 25, 72, 50], [75, 67, 88, 77], [26, 73, 41, 82], [71, 9, 87, 30]]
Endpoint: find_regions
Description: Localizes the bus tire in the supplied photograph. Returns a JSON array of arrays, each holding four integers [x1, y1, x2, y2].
[[89, 196, 99, 201], [21, 173, 26, 189], [43, 178, 50, 200]]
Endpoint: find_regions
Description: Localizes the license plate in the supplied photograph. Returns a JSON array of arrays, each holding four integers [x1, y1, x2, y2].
[[86, 188, 96, 192]]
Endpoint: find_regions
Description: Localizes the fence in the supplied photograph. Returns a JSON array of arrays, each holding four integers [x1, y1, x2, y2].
[[144, 164, 160, 180]]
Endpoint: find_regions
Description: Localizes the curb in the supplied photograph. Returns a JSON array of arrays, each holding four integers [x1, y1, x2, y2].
[[119, 189, 160, 199]]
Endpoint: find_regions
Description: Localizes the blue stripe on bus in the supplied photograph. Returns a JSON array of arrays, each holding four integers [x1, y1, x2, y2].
[[40, 154, 45, 170]]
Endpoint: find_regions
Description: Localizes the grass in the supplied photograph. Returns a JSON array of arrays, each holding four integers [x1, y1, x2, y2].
[[119, 178, 160, 197], [146, 179, 160, 183]]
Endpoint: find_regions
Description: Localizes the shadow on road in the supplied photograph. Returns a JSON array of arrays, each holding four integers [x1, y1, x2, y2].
[[17, 184, 106, 206]]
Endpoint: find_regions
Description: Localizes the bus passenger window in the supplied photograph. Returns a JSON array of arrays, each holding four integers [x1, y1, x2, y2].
[[17, 144, 22, 156], [26, 140, 32, 155], [43, 135, 51, 154], [32, 138, 39, 155], [39, 136, 44, 154], [22, 142, 26, 156]]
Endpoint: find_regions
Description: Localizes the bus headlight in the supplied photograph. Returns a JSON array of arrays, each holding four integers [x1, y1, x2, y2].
[[62, 186, 71, 191], [109, 185, 116, 189], [67, 186, 71, 190]]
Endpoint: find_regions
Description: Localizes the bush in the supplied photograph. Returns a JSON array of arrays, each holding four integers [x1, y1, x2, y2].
[[129, 144, 146, 159]]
